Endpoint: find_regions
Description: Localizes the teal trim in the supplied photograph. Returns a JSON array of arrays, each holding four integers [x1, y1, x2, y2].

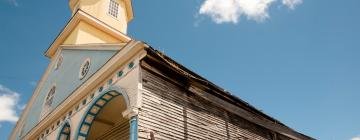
[[98, 86, 103, 92], [129, 116, 138, 140], [74, 86, 130, 140], [117, 70, 123, 77], [56, 121, 71, 140], [108, 79, 113, 85], [128, 62, 134, 69], [23, 49, 117, 134]]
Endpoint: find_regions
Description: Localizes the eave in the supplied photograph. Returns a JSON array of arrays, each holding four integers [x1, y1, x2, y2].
[[44, 10, 132, 58], [18, 40, 145, 140], [141, 45, 315, 140]]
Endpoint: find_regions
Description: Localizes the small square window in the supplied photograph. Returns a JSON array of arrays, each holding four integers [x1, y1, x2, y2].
[[108, 0, 119, 18]]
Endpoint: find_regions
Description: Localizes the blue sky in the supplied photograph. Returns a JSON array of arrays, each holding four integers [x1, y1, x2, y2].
[[0, 0, 359, 139]]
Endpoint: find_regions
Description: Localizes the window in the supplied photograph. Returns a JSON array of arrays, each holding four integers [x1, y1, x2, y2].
[[108, 0, 119, 18], [45, 86, 56, 107], [42, 85, 56, 117], [79, 58, 90, 79]]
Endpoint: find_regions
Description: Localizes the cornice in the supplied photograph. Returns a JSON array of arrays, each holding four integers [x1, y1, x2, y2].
[[60, 43, 127, 51], [44, 10, 132, 58], [21, 40, 145, 140], [8, 48, 64, 140]]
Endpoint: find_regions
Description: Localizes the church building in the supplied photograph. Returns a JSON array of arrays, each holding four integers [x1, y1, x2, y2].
[[9, 0, 313, 140]]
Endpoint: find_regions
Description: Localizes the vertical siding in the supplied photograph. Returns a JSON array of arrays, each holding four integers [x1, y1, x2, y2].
[[139, 68, 291, 140]]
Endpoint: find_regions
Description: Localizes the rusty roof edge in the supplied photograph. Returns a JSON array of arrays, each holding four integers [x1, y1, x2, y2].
[[141, 42, 314, 140]]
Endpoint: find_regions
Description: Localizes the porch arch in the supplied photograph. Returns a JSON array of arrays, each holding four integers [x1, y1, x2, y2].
[[75, 86, 136, 140], [57, 121, 71, 140]]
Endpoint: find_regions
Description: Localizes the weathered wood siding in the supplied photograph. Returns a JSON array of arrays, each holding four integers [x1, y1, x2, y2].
[[139, 66, 291, 140], [94, 119, 129, 140]]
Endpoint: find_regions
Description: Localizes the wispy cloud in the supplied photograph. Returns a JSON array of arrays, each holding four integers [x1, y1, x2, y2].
[[3, 0, 19, 6], [0, 84, 20, 123], [198, 0, 303, 24], [351, 136, 360, 140], [282, 0, 302, 10]]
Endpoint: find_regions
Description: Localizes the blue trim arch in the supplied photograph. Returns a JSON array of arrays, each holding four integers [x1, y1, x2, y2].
[[75, 86, 136, 140], [57, 121, 71, 140]]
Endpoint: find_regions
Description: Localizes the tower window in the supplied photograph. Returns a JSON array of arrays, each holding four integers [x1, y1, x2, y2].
[[108, 0, 119, 18]]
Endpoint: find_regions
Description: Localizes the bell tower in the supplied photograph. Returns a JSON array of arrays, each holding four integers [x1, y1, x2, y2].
[[44, 0, 133, 57], [69, 0, 133, 34]]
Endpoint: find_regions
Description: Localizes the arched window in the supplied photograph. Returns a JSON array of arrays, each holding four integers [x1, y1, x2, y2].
[[45, 86, 56, 107], [58, 122, 71, 140], [41, 85, 56, 118], [79, 58, 91, 80]]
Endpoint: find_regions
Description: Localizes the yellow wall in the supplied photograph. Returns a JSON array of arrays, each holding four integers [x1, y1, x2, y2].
[[72, 0, 129, 33], [63, 21, 119, 45]]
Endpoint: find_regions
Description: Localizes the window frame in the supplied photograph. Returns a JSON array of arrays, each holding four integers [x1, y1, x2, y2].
[[41, 85, 56, 118], [79, 58, 91, 80]]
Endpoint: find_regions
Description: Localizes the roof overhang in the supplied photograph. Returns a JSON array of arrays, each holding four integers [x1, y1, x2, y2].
[[141, 46, 315, 140], [15, 40, 145, 140], [44, 10, 132, 58]]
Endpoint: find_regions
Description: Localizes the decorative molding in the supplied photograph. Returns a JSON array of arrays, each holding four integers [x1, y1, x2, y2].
[[122, 107, 139, 119], [56, 120, 71, 140], [60, 43, 126, 51], [74, 87, 129, 140], [18, 41, 144, 140], [45, 10, 132, 58]]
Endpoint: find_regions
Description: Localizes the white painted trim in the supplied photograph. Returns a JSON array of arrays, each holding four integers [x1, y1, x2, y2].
[[60, 43, 126, 51], [45, 10, 132, 58], [9, 49, 63, 140], [20, 41, 145, 140]]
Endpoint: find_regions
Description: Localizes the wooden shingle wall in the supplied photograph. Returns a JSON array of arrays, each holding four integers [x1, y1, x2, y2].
[[95, 119, 130, 140], [138, 67, 291, 140]]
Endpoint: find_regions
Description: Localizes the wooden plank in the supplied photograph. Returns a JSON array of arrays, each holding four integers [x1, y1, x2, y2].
[[140, 68, 276, 140], [140, 58, 313, 140]]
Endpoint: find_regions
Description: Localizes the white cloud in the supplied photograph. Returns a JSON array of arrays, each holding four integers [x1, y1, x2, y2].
[[0, 84, 20, 123], [2, 0, 18, 6], [282, 0, 302, 10], [351, 136, 360, 140], [8, 0, 18, 6], [198, 0, 303, 24]]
